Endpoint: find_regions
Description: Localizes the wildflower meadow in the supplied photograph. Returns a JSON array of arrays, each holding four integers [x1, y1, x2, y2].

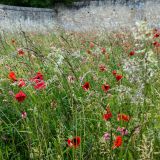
[[0, 21, 160, 159]]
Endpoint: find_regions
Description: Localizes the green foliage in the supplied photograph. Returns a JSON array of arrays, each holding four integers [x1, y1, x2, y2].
[[0, 0, 76, 8], [0, 23, 160, 159]]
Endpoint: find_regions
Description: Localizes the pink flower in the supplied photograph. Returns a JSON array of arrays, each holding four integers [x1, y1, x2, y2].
[[103, 133, 110, 140], [18, 79, 26, 87], [117, 127, 128, 136], [21, 111, 27, 119], [9, 91, 14, 96], [99, 64, 107, 72]]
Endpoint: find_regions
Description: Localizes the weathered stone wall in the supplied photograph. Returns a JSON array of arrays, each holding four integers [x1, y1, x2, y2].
[[56, 0, 160, 31], [0, 5, 56, 32], [0, 1, 160, 32]]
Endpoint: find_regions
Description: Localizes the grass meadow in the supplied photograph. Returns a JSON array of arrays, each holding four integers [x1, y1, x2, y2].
[[0, 21, 160, 159]]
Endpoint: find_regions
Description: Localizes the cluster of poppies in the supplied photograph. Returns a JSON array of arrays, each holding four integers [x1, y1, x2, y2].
[[82, 70, 123, 92], [9, 42, 128, 151], [8, 71, 46, 103], [153, 28, 160, 47], [86, 42, 107, 55], [102, 105, 130, 149], [9, 69, 81, 148], [80, 72, 128, 149], [78, 46, 126, 149]]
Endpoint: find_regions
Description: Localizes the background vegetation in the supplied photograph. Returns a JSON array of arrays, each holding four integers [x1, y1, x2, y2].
[[0, 21, 160, 159], [0, 0, 78, 8]]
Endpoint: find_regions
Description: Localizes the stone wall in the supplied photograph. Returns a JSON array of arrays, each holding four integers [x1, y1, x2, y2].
[[0, 1, 160, 32], [0, 5, 56, 32], [56, 0, 160, 31]]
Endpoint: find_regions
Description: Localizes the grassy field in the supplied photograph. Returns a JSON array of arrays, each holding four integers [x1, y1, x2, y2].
[[0, 21, 160, 160]]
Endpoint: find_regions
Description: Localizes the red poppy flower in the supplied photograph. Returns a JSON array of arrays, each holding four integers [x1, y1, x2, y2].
[[153, 41, 160, 47], [18, 49, 25, 56], [129, 51, 135, 56], [31, 72, 44, 83], [103, 106, 112, 120], [112, 70, 117, 75], [90, 42, 94, 48], [31, 72, 46, 90], [103, 113, 112, 121], [117, 113, 130, 122], [34, 80, 46, 90], [99, 64, 106, 72], [8, 71, 17, 81], [15, 91, 26, 103], [18, 79, 26, 87], [116, 74, 123, 81], [153, 41, 158, 46], [68, 136, 81, 148], [102, 84, 110, 92], [112, 136, 122, 149], [82, 82, 90, 91], [154, 33, 160, 38], [101, 48, 106, 54]]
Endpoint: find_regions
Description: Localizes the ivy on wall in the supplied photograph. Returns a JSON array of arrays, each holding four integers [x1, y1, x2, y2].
[[0, 0, 78, 8]]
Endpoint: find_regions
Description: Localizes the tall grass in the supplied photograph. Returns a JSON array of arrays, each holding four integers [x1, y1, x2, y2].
[[0, 22, 160, 159]]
